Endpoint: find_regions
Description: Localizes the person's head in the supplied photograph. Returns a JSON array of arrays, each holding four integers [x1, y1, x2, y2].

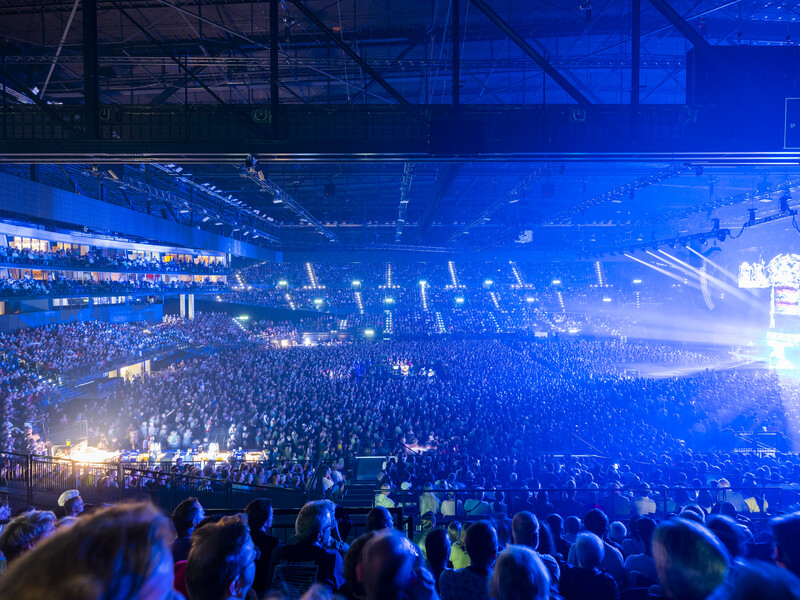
[[172, 497, 204, 538], [424, 528, 450, 568], [245, 498, 273, 533], [772, 512, 800, 578], [366, 507, 394, 533], [0, 503, 175, 600], [360, 529, 433, 600], [573, 532, 605, 570], [489, 545, 550, 600], [545, 513, 563, 537], [0, 509, 57, 563], [635, 517, 657, 556], [344, 531, 376, 600], [447, 521, 462, 544], [583, 509, 609, 538], [706, 559, 800, 600], [420, 512, 436, 532], [564, 515, 581, 536], [706, 515, 743, 558], [512, 511, 539, 549], [653, 518, 730, 600], [186, 514, 256, 600], [295, 500, 333, 545], [57, 490, 84, 517], [608, 521, 627, 544], [465, 520, 498, 569]]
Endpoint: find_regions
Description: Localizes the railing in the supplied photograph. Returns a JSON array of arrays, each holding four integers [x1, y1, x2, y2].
[[365, 485, 796, 522], [0, 452, 309, 512], [206, 506, 413, 544]]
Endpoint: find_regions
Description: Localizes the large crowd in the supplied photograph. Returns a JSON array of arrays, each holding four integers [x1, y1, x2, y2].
[[2, 484, 800, 599], [0, 244, 228, 273], [0, 313, 254, 453], [0, 275, 225, 299]]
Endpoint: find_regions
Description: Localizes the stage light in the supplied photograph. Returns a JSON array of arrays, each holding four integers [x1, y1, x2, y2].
[[602, 297, 612, 302], [455, 297, 465, 304], [484, 279, 493, 286], [278, 280, 288, 286], [202, 216, 210, 222], [352, 280, 361, 286], [419, 280, 427, 286], [364, 329, 375, 337], [633, 279, 642, 284], [384, 297, 395, 304], [552, 279, 561, 285]]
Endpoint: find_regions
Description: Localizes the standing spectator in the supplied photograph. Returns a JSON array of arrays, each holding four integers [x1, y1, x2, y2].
[[439, 521, 497, 600]]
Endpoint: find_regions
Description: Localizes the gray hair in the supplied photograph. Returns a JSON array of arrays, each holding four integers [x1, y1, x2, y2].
[[574, 532, 605, 570], [295, 500, 331, 543], [490, 545, 550, 600]]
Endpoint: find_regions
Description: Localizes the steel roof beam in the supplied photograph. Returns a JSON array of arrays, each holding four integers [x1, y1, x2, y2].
[[286, 0, 429, 126], [469, 0, 594, 114]]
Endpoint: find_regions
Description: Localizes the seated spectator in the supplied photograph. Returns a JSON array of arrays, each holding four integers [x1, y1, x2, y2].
[[414, 512, 436, 560], [561, 532, 620, 600], [246, 498, 281, 598], [341, 531, 375, 600], [546, 513, 572, 558], [706, 559, 800, 600], [623, 516, 657, 587], [57, 490, 84, 518], [511, 511, 560, 586], [772, 512, 800, 579], [608, 521, 627, 555], [359, 528, 437, 600], [0, 509, 56, 566], [171, 497, 204, 562], [489, 545, 551, 600], [439, 520, 497, 600], [568, 509, 624, 586], [186, 513, 256, 600], [449, 523, 470, 569], [267, 500, 345, 597], [563, 515, 581, 544], [464, 492, 491, 517], [706, 514, 745, 559], [366, 506, 394, 533], [0, 503, 174, 600], [375, 485, 396, 509], [652, 518, 730, 600], [424, 527, 451, 593]]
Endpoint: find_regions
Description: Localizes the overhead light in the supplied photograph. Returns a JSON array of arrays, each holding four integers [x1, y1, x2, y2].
[[215, 221, 223, 226], [273, 199, 283, 204], [179, 209, 190, 214], [202, 216, 210, 222], [232, 228, 240, 232], [551, 279, 561, 285]]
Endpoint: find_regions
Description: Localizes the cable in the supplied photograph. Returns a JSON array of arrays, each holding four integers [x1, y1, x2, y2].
[[727, 223, 747, 239]]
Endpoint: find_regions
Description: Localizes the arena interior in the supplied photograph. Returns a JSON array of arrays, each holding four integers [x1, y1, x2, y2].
[[3, 2, 800, 599]]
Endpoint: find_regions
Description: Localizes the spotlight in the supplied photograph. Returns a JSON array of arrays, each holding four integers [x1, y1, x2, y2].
[[747, 208, 757, 226]]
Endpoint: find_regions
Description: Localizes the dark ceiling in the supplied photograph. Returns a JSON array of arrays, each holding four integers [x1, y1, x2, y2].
[[2, 1, 800, 255]]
